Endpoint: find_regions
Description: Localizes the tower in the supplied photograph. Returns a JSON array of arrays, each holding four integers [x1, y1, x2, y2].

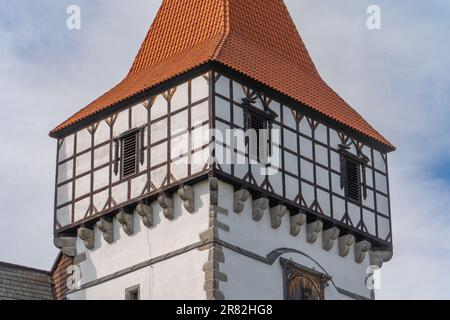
[[50, 0, 395, 300]]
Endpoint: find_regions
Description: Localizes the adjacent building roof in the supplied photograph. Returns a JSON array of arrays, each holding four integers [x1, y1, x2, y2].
[[50, 0, 394, 150], [0, 261, 54, 300]]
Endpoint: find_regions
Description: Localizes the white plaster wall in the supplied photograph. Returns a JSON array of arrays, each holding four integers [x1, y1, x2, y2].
[[69, 249, 208, 300], [216, 180, 372, 300], [71, 180, 210, 299]]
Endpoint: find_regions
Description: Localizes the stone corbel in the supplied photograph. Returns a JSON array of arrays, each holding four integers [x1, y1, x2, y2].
[[117, 210, 134, 235], [97, 218, 114, 244], [54, 237, 77, 257], [135, 203, 153, 228], [233, 190, 250, 213], [322, 227, 340, 251], [178, 185, 195, 213], [158, 194, 174, 220], [369, 250, 393, 268], [289, 213, 306, 236], [306, 220, 323, 244], [338, 234, 355, 257], [270, 205, 288, 229], [252, 198, 269, 221], [354, 240, 371, 264], [78, 227, 95, 251], [210, 178, 219, 205]]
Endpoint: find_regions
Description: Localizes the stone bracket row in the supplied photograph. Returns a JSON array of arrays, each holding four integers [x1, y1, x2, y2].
[[232, 188, 393, 267], [57, 185, 197, 253]]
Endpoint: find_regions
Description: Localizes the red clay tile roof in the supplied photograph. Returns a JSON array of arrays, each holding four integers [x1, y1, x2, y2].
[[50, 0, 394, 150]]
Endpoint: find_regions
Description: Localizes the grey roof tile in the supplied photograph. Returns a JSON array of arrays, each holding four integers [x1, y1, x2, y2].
[[0, 262, 53, 300]]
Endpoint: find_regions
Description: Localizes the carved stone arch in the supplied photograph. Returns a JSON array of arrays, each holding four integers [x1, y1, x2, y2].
[[280, 258, 331, 300]]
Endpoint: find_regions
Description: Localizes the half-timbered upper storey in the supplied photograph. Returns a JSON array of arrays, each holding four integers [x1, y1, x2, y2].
[[50, 0, 394, 250]]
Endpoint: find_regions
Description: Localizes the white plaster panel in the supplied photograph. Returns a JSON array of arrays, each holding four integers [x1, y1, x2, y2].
[[285, 175, 299, 201], [171, 83, 189, 112], [375, 172, 388, 194], [329, 129, 341, 149], [300, 159, 314, 183], [365, 168, 374, 188], [74, 197, 90, 221], [300, 136, 313, 159], [192, 124, 210, 150], [361, 146, 372, 165], [191, 149, 210, 174], [316, 166, 329, 190], [132, 103, 148, 128], [93, 144, 110, 169], [151, 142, 167, 167], [251, 163, 265, 187], [376, 193, 389, 216], [93, 190, 108, 213], [171, 133, 189, 160], [232, 81, 246, 103], [283, 106, 297, 129], [58, 160, 73, 183], [191, 101, 209, 127], [216, 75, 230, 98], [374, 151, 386, 173], [331, 173, 344, 196], [58, 134, 74, 161], [330, 151, 340, 172], [93, 166, 109, 191], [171, 157, 188, 181], [315, 144, 328, 167], [191, 75, 209, 103], [112, 182, 128, 205], [333, 196, 346, 220], [131, 174, 147, 199], [76, 129, 92, 153], [299, 117, 312, 137], [268, 169, 283, 194], [75, 174, 91, 199], [315, 124, 328, 144], [94, 121, 110, 146], [348, 202, 361, 226], [113, 110, 129, 138], [378, 216, 391, 240], [76, 152, 91, 176], [151, 95, 167, 121], [363, 190, 375, 210], [301, 182, 315, 207], [363, 210, 376, 236], [284, 129, 297, 152], [284, 152, 298, 176], [151, 118, 167, 144], [215, 96, 231, 122], [317, 189, 330, 215], [270, 102, 281, 120], [171, 110, 188, 136], [233, 105, 244, 128], [57, 183, 72, 206], [150, 166, 167, 189], [56, 205, 72, 228]]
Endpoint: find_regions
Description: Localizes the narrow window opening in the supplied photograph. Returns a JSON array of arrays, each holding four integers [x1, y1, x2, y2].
[[121, 131, 139, 179], [345, 158, 361, 203], [125, 285, 140, 300]]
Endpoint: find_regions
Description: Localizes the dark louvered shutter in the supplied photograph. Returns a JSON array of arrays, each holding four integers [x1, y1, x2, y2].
[[345, 159, 361, 203], [121, 132, 138, 178], [249, 112, 268, 162]]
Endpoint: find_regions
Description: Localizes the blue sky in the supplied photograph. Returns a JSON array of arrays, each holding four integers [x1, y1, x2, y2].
[[0, 0, 449, 299]]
